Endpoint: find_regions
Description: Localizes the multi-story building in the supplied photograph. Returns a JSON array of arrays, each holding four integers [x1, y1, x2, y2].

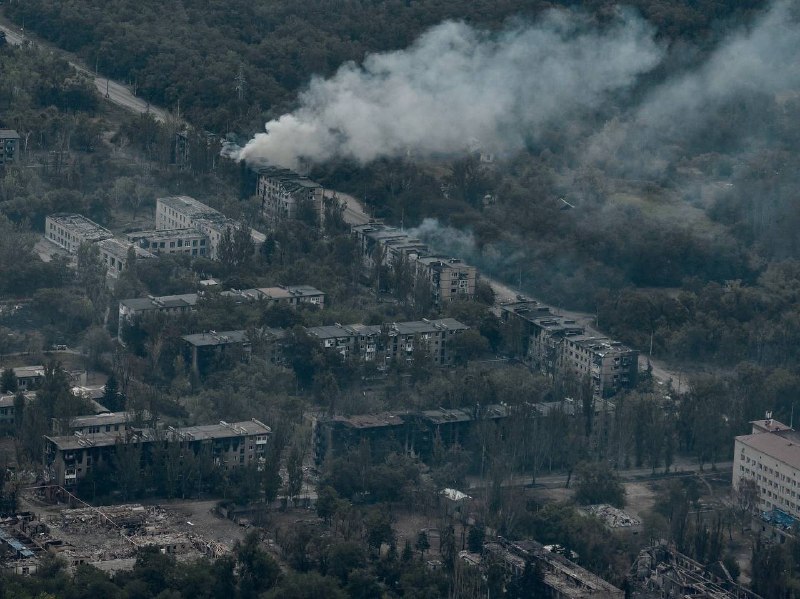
[[256, 285, 325, 309], [306, 318, 469, 366], [126, 229, 209, 257], [155, 196, 265, 259], [182, 330, 252, 375], [351, 222, 477, 305], [256, 167, 324, 223], [96, 238, 155, 278], [501, 299, 638, 398], [0, 129, 20, 166], [558, 335, 638, 398], [11, 366, 45, 392], [733, 417, 800, 518], [414, 256, 476, 304], [44, 419, 271, 488], [352, 223, 429, 269], [312, 404, 512, 465], [44, 214, 113, 254], [483, 537, 624, 599], [118, 293, 199, 333]]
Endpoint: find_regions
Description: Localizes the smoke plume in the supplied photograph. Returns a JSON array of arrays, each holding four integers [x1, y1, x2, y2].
[[238, 9, 662, 169], [584, 0, 800, 175]]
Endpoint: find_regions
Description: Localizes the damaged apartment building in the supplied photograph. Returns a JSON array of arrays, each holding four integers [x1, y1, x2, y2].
[[501, 299, 638, 398], [255, 166, 324, 224], [352, 221, 477, 305], [44, 418, 271, 490], [305, 318, 469, 366]]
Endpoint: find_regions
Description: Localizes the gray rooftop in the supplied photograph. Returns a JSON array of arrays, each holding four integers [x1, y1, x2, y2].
[[46, 419, 271, 450], [120, 293, 199, 312], [97, 238, 155, 261], [258, 167, 322, 192], [47, 214, 113, 242], [126, 228, 207, 242], [182, 330, 250, 347], [157, 195, 222, 219], [0, 129, 20, 139]]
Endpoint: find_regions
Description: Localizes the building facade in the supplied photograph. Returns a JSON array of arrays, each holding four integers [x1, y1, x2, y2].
[[351, 222, 477, 305], [256, 167, 323, 223], [45, 214, 113, 254], [126, 229, 209, 257], [733, 418, 800, 518], [306, 318, 469, 366], [154, 196, 265, 259], [118, 293, 199, 334], [256, 285, 325, 309], [45, 419, 271, 488], [0, 130, 20, 166], [96, 238, 155, 278], [414, 256, 477, 304], [501, 299, 638, 398]]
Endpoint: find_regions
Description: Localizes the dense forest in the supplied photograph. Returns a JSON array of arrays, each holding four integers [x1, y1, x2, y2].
[[4, 0, 766, 131]]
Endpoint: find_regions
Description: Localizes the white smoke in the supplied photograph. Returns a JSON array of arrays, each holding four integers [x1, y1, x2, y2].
[[238, 9, 663, 169], [584, 0, 800, 174]]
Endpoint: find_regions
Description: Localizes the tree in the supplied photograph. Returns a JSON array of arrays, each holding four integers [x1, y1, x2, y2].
[[316, 485, 341, 524], [415, 530, 430, 558], [286, 443, 304, 506], [218, 224, 254, 271], [467, 524, 485, 554], [76, 242, 108, 321], [235, 531, 280, 599], [450, 330, 490, 365], [574, 461, 625, 507], [0, 368, 17, 393], [102, 374, 124, 412]]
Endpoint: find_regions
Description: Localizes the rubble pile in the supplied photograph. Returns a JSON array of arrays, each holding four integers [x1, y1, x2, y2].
[[0, 503, 234, 574], [584, 504, 640, 528]]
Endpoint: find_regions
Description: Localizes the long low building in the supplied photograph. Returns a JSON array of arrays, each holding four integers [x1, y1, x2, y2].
[[45, 214, 113, 253], [45, 419, 271, 488], [126, 229, 210, 257]]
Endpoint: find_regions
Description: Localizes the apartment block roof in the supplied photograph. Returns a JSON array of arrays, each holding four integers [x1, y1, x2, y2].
[[120, 293, 199, 312], [415, 255, 474, 272], [97, 238, 156, 261], [182, 330, 250, 348], [126, 229, 207, 242], [46, 419, 271, 451], [157, 196, 221, 219], [737, 429, 800, 469], [47, 214, 113, 242], [257, 285, 325, 300], [68, 412, 144, 429], [330, 412, 406, 429], [389, 318, 469, 335], [567, 335, 636, 356], [257, 167, 321, 192]]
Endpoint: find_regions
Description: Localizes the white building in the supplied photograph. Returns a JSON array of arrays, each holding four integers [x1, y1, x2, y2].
[[155, 196, 265, 259], [733, 418, 800, 517], [96, 238, 155, 278], [45, 214, 113, 253]]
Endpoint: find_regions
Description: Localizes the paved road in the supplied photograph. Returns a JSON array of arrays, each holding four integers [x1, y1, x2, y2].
[[325, 189, 370, 225], [467, 461, 732, 491], [0, 21, 168, 122]]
